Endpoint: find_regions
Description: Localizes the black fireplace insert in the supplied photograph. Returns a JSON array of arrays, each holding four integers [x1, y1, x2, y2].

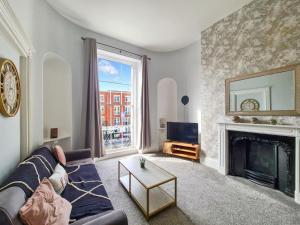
[[229, 131, 295, 197]]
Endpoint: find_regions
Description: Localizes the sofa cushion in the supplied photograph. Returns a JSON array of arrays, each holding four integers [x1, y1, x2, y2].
[[49, 164, 68, 194], [62, 164, 113, 222], [53, 145, 67, 166], [19, 178, 72, 225], [66, 158, 95, 167], [0, 147, 58, 198]]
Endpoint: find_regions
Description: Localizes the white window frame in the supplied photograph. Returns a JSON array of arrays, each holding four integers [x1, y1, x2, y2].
[[114, 95, 120, 103], [114, 117, 120, 125], [114, 105, 120, 115], [100, 105, 105, 114], [124, 105, 131, 115], [97, 48, 142, 158], [125, 96, 131, 103], [100, 95, 104, 102]]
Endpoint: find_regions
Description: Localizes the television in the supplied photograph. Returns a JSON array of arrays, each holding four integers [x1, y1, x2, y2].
[[167, 122, 198, 144]]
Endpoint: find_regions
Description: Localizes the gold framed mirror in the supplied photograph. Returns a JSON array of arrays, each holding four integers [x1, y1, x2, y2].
[[225, 64, 300, 116]]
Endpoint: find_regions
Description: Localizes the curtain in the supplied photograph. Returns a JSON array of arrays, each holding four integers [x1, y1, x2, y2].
[[139, 55, 151, 151], [80, 38, 103, 158]]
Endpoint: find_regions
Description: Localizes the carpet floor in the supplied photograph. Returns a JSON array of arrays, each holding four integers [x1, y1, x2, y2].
[[95, 154, 300, 225]]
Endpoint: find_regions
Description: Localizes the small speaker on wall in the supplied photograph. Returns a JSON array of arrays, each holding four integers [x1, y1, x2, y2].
[[181, 95, 189, 105]]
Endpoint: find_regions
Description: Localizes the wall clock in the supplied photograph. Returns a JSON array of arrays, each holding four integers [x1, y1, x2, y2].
[[0, 58, 21, 117], [240, 99, 260, 112]]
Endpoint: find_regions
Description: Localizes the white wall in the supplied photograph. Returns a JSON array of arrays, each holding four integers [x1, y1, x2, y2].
[[0, 31, 21, 182], [157, 78, 178, 123], [156, 41, 203, 140], [43, 54, 72, 143], [4, 0, 204, 157], [7, 0, 176, 152]]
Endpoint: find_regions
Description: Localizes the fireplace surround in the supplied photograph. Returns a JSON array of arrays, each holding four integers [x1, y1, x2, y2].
[[218, 122, 300, 204], [228, 131, 295, 196]]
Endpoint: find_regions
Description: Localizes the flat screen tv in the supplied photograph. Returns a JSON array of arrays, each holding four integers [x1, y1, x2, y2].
[[167, 122, 198, 144]]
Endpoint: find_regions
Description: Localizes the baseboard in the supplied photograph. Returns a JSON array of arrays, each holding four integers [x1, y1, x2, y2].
[[295, 191, 300, 204], [200, 157, 218, 170]]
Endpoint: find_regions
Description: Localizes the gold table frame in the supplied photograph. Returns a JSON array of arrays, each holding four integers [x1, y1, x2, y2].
[[118, 158, 177, 220]]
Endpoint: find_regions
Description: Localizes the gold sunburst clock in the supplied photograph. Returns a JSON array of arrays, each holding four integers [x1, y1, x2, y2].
[[0, 58, 21, 117]]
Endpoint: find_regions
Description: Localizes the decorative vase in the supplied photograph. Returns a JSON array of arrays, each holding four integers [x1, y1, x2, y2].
[[270, 119, 277, 125], [251, 117, 259, 124], [232, 116, 240, 123]]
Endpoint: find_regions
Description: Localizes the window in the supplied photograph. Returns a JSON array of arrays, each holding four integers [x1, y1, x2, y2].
[[123, 117, 130, 125], [124, 106, 130, 115], [101, 116, 106, 126], [100, 95, 104, 103], [100, 105, 105, 114], [114, 117, 120, 125], [114, 95, 120, 103], [114, 105, 120, 115], [125, 96, 131, 103], [98, 50, 139, 153]]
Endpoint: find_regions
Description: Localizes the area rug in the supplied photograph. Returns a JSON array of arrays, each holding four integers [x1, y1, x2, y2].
[[95, 154, 300, 225]]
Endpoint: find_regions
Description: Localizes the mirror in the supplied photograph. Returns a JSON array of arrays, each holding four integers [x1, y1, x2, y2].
[[225, 64, 300, 116]]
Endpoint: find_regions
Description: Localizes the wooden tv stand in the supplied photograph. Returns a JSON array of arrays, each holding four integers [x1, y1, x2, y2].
[[163, 141, 200, 161]]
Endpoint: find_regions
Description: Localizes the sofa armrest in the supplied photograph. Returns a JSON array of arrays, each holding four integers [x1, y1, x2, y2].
[[65, 148, 92, 162], [75, 210, 128, 225]]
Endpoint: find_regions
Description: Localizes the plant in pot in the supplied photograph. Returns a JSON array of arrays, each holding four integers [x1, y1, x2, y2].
[[140, 158, 146, 168]]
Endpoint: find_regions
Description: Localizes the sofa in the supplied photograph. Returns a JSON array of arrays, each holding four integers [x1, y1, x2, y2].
[[0, 146, 128, 225]]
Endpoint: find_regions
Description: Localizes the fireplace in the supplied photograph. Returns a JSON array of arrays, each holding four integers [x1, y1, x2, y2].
[[229, 131, 295, 197]]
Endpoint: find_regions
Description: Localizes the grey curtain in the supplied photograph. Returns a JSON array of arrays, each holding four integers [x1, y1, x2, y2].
[[139, 55, 151, 151], [80, 38, 103, 158]]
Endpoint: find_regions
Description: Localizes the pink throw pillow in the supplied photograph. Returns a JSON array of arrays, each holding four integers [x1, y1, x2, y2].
[[19, 178, 72, 225], [53, 145, 66, 166]]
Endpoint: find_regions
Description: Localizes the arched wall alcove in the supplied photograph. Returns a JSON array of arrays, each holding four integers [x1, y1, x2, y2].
[[157, 78, 178, 150], [42, 52, 72, 150], [157, 77, 178, 124]]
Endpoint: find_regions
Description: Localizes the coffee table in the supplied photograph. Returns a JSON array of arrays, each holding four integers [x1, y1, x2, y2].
[[118, 156, 177, 220]]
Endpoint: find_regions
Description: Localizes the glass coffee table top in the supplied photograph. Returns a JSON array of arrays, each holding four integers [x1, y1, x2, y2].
[[119, 156, 176, 188]]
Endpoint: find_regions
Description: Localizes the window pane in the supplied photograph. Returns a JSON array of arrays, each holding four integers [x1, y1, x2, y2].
[[98, 57, 133, 152]]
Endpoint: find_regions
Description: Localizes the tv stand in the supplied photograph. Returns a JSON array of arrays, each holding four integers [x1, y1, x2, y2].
[[163, 141, 200, 161]]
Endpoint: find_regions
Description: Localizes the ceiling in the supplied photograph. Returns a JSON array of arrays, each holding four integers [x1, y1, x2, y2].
[[47, 0, 252, 52]]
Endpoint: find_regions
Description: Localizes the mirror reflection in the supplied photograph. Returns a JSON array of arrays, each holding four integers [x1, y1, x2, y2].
[[229, 70, 295, 112]]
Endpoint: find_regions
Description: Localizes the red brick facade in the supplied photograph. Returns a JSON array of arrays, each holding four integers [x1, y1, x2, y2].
[[100, 91, 131, 127]]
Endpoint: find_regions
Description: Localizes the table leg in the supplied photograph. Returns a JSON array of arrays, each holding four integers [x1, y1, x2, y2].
[[118, 161, 120, 182], [175, 178, 177, 206], [129, 173, 131, 195], [147, 188, 149, 220]]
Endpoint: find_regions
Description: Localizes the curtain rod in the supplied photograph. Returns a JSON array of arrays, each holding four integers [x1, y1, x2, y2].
[[81, 37, 151, 60]]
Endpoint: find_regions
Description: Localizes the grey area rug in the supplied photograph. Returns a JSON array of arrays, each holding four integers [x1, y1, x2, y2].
[[95, 154, 300, 225]]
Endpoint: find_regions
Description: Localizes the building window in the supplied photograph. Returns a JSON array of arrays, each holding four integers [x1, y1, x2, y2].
[[114, 105, 120, 115], [114, 95, 120, 103], [123, 117, 130, 125], [125, 96, 131, 103], [100, 95, 104, 103], [114, 117, 120, 125], [101, 116, 106, 126], [124, 106, 130, 115], [100, 105, 105, 114]]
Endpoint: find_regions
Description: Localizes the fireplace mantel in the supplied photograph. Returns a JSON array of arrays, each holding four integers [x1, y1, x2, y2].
[[217, 122, 300, 204]]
